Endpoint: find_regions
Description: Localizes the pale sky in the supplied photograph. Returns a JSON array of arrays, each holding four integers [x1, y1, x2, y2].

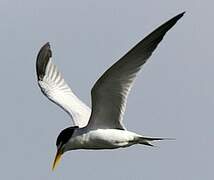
[[0, 0, 213, 179]]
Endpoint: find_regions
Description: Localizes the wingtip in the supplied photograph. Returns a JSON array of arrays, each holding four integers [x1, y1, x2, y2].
[[44, 42, 51, 48], [41, 42, 51, 55], [175, 11, 186, 20], [179, 11, 186, 17], [36, 42, 52, 80], [181, 11, 186, 15]]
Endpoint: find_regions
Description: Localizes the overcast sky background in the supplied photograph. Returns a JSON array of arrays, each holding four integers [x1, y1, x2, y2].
[[0, 0, 213, 179]]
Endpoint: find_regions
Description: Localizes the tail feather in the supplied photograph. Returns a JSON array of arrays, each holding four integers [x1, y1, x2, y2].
[[137, 136, 174, 147]]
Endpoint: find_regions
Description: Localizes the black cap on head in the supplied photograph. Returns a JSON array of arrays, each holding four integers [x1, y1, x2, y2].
[[56, 126, 79, 147]]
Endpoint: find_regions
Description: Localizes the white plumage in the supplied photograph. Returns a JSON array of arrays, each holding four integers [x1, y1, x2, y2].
[[38, 58, 91, 128]]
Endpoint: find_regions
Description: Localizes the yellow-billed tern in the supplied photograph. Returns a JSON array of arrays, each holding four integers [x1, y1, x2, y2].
[[36, 12, 184, 170]]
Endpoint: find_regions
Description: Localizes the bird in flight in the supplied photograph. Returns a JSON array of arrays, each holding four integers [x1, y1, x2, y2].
[[36, 12, 184, 170]]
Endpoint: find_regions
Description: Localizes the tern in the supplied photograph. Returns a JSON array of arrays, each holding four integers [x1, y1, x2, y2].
[[36, 12, 184, 170]]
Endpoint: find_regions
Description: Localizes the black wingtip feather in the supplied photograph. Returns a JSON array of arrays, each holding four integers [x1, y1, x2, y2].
[[156, 11, 185, 34], [173, 11, 185, 22], [36, 42, 52, 81]]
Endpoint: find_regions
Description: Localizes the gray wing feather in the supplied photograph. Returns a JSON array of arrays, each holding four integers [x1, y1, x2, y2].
[[88, 12, 185, 130]]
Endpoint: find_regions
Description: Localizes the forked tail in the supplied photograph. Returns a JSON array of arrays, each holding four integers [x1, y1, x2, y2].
[[137, 136, 174, 146]]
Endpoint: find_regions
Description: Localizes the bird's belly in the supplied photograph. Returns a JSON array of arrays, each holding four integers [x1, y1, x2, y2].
[[68, 129, 137, 150]]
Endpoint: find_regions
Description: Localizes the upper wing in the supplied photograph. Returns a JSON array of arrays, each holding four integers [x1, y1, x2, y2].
[[87, 12, 185, 130], [36, 43, 91, 127]]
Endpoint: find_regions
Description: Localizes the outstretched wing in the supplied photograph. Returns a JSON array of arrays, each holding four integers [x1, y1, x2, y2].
[[36, 43, 91, 127], [87, 12, 185, 130]]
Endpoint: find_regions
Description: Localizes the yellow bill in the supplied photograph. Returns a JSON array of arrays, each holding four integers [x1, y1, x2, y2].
[[52, 150, 62, 171]]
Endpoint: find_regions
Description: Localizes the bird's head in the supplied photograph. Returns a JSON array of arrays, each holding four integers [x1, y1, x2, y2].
[[52, 126, 79, 171]]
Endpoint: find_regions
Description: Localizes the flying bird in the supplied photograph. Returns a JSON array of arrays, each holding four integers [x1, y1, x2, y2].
[[36, 12, 184, 170]]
